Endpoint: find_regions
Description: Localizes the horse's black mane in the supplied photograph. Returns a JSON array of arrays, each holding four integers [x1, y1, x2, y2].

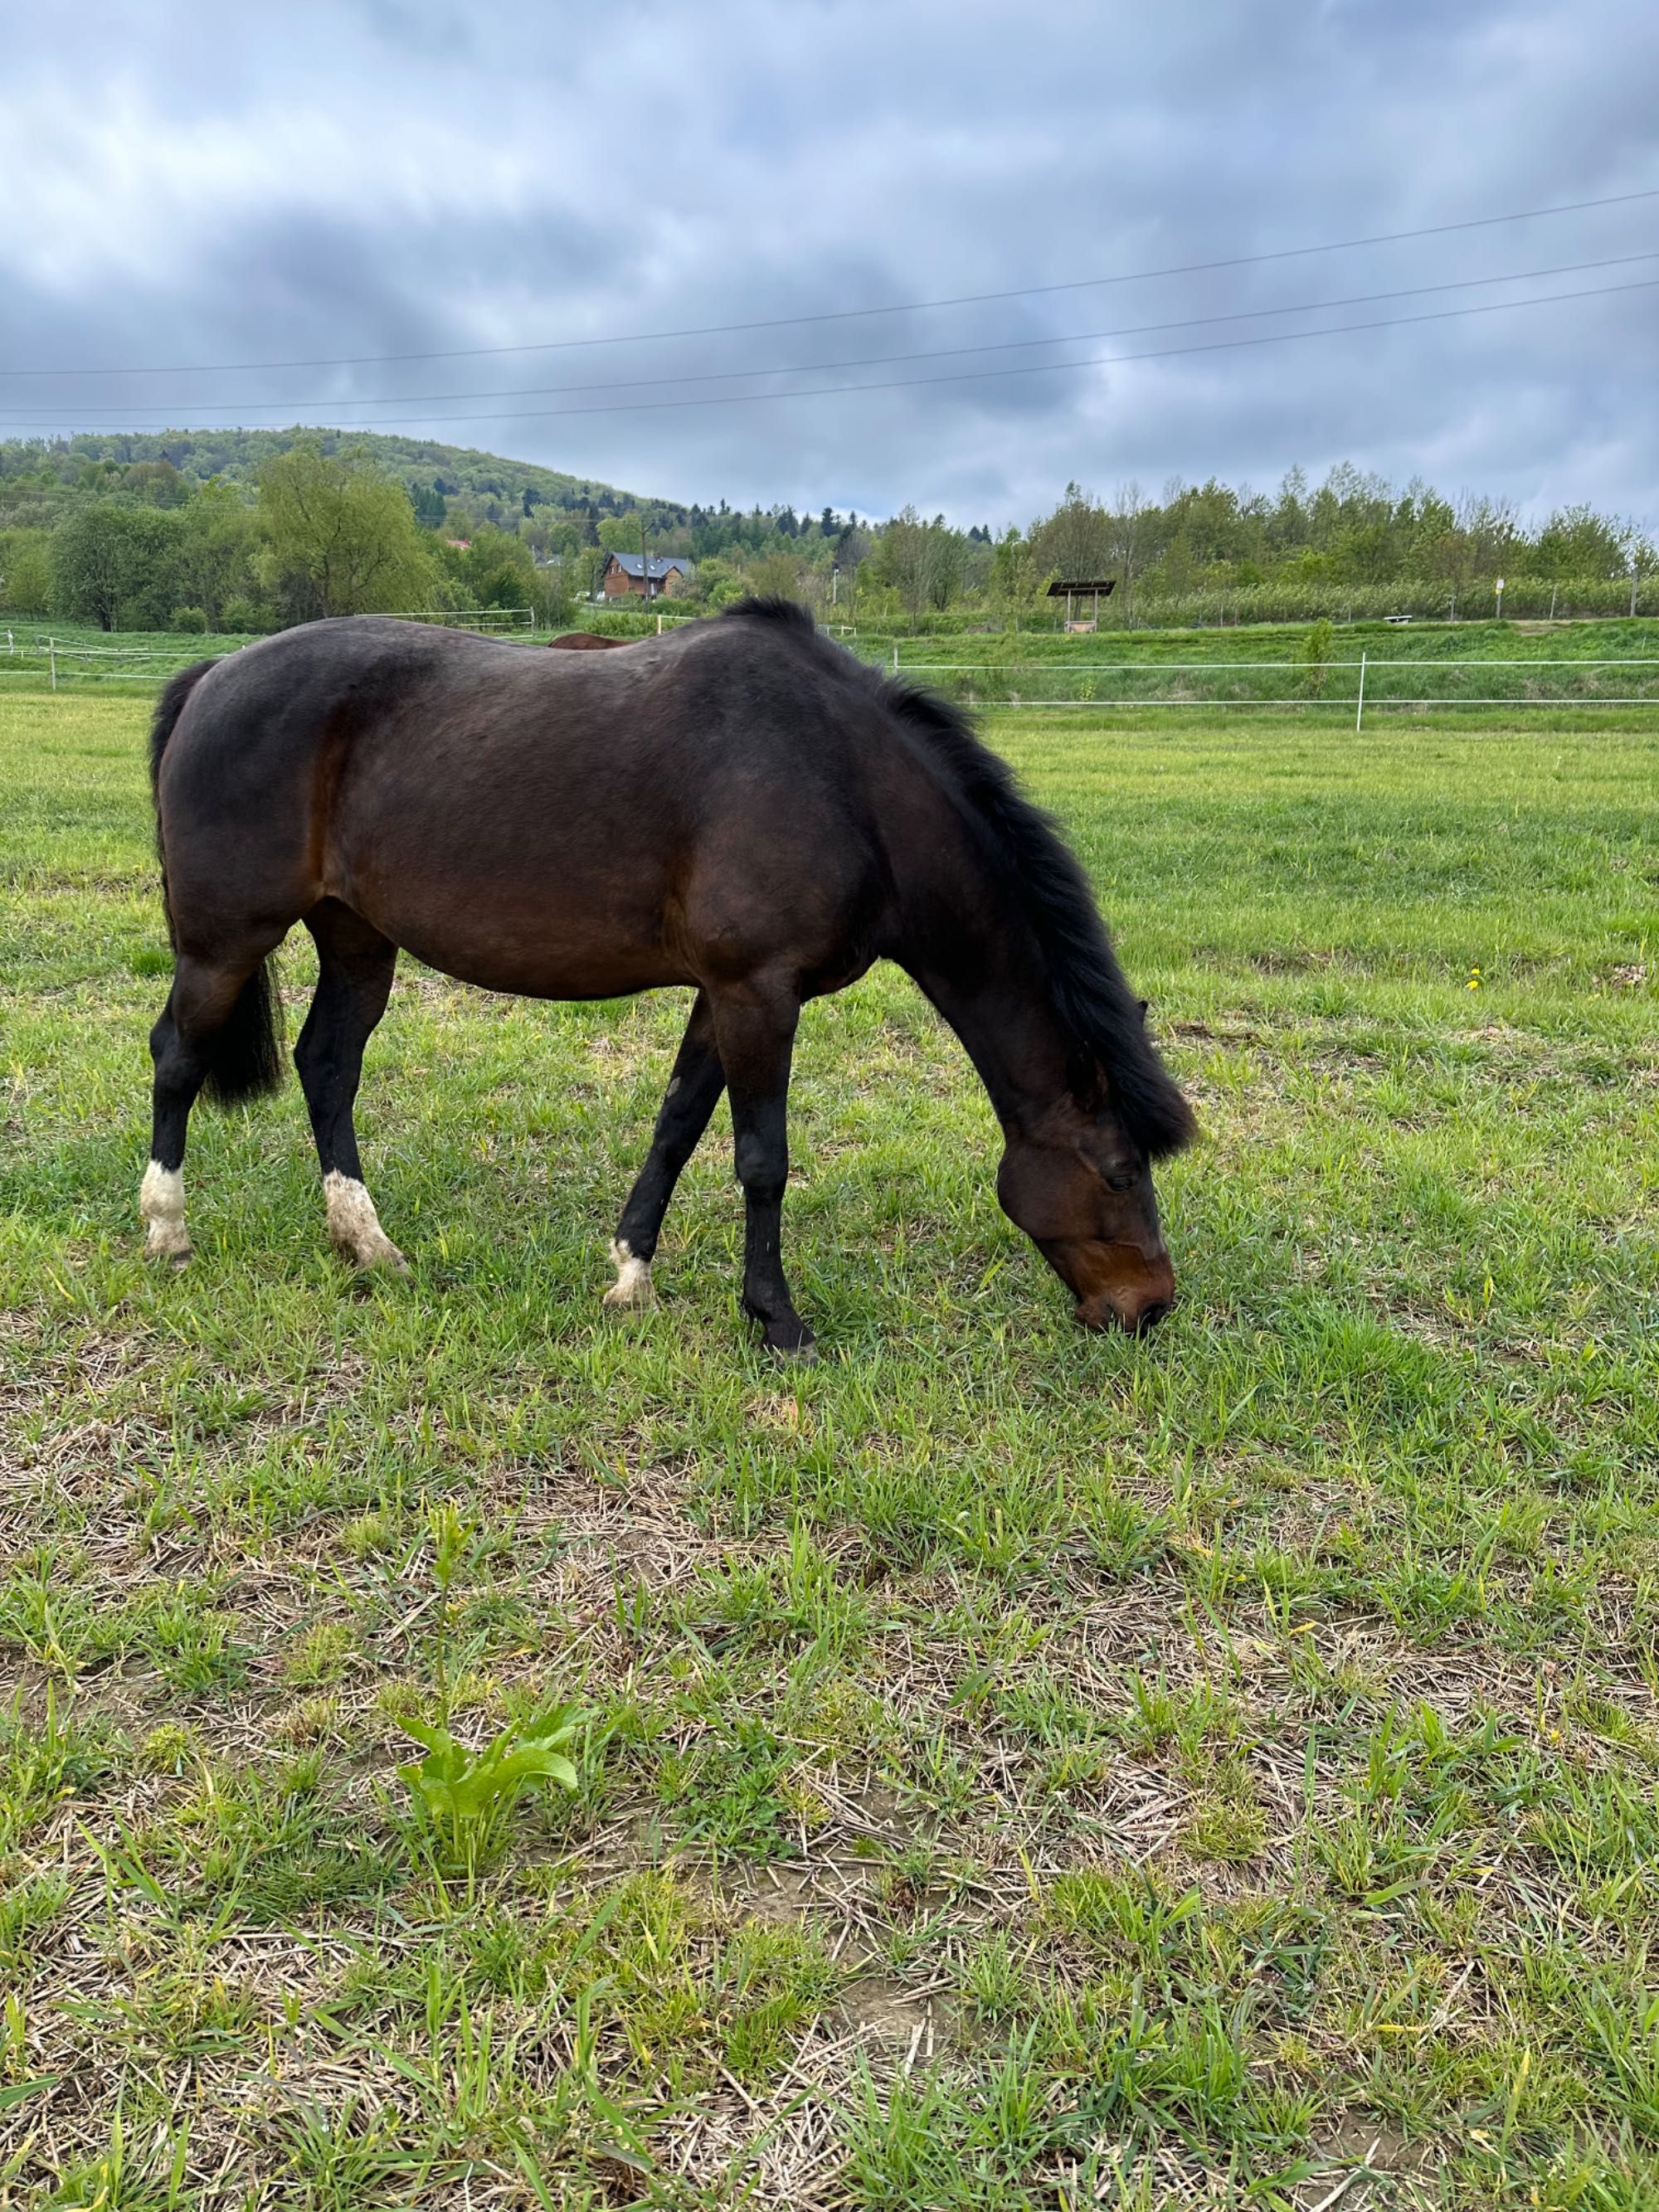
[[722, 596, 1195, 1156]]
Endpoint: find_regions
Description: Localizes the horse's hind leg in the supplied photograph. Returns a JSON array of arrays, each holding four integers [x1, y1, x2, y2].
[[606, 989, 725, 1308], [143, 945, 281, 1264], [293, 900, 405, 1272]]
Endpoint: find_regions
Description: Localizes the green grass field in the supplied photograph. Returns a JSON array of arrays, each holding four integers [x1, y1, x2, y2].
[[2, 688, 1657, 2209]]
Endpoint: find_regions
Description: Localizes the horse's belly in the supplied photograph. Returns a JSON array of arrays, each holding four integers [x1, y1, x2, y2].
[[392, 928, 689, 1000], [330, 818, 688, 999]]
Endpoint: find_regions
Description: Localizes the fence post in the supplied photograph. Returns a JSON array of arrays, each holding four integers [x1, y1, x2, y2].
[[1354, 650, 1366, 734], [657, 613, 664, 636], [49, 638, 56, 692], [892, 644, 899, 673]]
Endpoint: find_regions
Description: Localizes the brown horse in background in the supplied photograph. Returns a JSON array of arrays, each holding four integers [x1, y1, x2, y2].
[[142, 600, 1194, 1355]]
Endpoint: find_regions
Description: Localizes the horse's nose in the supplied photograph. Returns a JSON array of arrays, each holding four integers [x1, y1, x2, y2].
[[1073, 1288, 1175, 1334], [1129, 1297, 1173, 1334]]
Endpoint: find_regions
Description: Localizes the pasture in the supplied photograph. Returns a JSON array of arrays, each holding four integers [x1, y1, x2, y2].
[[2, 684, 1657, 2208]]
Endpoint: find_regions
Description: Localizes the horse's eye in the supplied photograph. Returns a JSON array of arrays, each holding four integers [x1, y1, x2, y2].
[[1105, 1168, 1137, 1193]]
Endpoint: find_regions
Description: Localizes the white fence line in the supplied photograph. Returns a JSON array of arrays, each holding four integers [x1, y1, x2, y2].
[[0, 606, 541, 683], [972, 696, 1659, 710], [8, 633, 1659, 726], [378, 606, 535, 631], [864, 653, 1659, 729], [888, 656, 1659, 670]]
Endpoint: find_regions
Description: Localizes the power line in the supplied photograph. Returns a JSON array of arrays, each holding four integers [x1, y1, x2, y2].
[[2, 184, 1656, 382], [2, 249, 1651, 423], [2, 273, 1652, 435]]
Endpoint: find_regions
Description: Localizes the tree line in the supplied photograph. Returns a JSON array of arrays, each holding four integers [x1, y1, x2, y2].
[[0, 430, 1652, 634]]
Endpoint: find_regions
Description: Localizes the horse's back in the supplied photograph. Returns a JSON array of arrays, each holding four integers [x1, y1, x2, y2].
[[157, 615, 894, 999]]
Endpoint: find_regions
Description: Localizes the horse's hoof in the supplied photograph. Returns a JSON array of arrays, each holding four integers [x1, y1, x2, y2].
[[333, 1236, 409, 1276], [324, 1175, 406, 1276], [603, 1241, 655, 1308], [765, 1333, 818, 1364], [139, 1164, 189, 1265]]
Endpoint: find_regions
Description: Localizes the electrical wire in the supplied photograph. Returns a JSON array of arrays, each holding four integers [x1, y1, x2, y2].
[[0, 248, 1651, 423], [2, 184, 1655, 379], [3, 270, 1649, 433]]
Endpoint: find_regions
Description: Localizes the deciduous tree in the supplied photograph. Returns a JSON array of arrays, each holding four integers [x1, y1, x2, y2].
[[175, 481, 263, 629], [0, 527, 52, 615], [876, 507, 966, 623], [988, 527, 1037, 628], [1030, 482, 1112, 581], [256, 445, 435, 621], [51, 502, 182, 630]]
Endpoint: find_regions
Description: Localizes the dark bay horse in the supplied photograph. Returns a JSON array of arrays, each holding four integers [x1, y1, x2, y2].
[[143, 600, 1194, 1354]]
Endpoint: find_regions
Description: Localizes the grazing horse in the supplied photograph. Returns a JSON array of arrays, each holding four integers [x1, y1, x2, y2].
[[142, 599, 1194, 1354]]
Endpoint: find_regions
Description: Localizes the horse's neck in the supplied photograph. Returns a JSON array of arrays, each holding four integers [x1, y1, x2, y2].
[[895, 837, 1071, 1133]]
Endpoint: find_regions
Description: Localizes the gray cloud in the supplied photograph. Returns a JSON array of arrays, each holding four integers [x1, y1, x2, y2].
[[1, 0, 1656, 524]]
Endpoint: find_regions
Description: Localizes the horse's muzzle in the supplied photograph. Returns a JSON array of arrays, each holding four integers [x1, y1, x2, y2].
[[1073, 1252, 1176, 1335], [1077, 1294, 1174, 1334]]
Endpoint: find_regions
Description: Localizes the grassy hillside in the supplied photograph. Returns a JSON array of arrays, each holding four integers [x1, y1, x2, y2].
[[0, 425, 659, 523]]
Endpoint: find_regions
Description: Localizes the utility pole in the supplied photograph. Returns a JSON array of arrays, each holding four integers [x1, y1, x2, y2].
[[1494, 576, 1505, 621], [1631, 562, 1640, 619], [640, 516, 652, 604]]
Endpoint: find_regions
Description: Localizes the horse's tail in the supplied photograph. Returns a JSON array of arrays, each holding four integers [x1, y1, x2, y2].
[[148, 658, 287, 1109], [149, 658, 220, 948]]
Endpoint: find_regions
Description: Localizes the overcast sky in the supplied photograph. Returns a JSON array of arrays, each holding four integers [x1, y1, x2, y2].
[[2, 0, 1657, 527]]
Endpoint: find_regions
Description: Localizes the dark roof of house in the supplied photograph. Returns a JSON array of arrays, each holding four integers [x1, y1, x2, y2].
[[606, 552, 692, 578]]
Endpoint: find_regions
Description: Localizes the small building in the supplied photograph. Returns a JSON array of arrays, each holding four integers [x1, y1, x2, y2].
[[599, 552, 693, 600], [1047, 576, 1116, 630]]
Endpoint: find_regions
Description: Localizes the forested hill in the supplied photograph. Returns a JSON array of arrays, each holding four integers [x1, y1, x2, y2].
[[0, 427, 661, 530], [3, 432, 1652, 633]]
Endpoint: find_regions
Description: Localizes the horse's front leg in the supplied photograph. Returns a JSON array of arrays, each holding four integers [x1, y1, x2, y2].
[[606, 989, 726, 1308], [708, 981, 813, 1359]]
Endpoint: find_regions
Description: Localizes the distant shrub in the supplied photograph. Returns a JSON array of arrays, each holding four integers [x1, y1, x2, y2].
[[0, 527, 53, 615], [170, 606, 208, 633], [1298, 619, 1335, 697], [221, 597, 269, 634]]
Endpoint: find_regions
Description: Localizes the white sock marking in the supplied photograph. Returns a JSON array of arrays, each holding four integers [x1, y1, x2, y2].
[[603, 1236, 655, 1308], [139, 1160, 190, 1262], [324, 1171, 408, 1271]]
